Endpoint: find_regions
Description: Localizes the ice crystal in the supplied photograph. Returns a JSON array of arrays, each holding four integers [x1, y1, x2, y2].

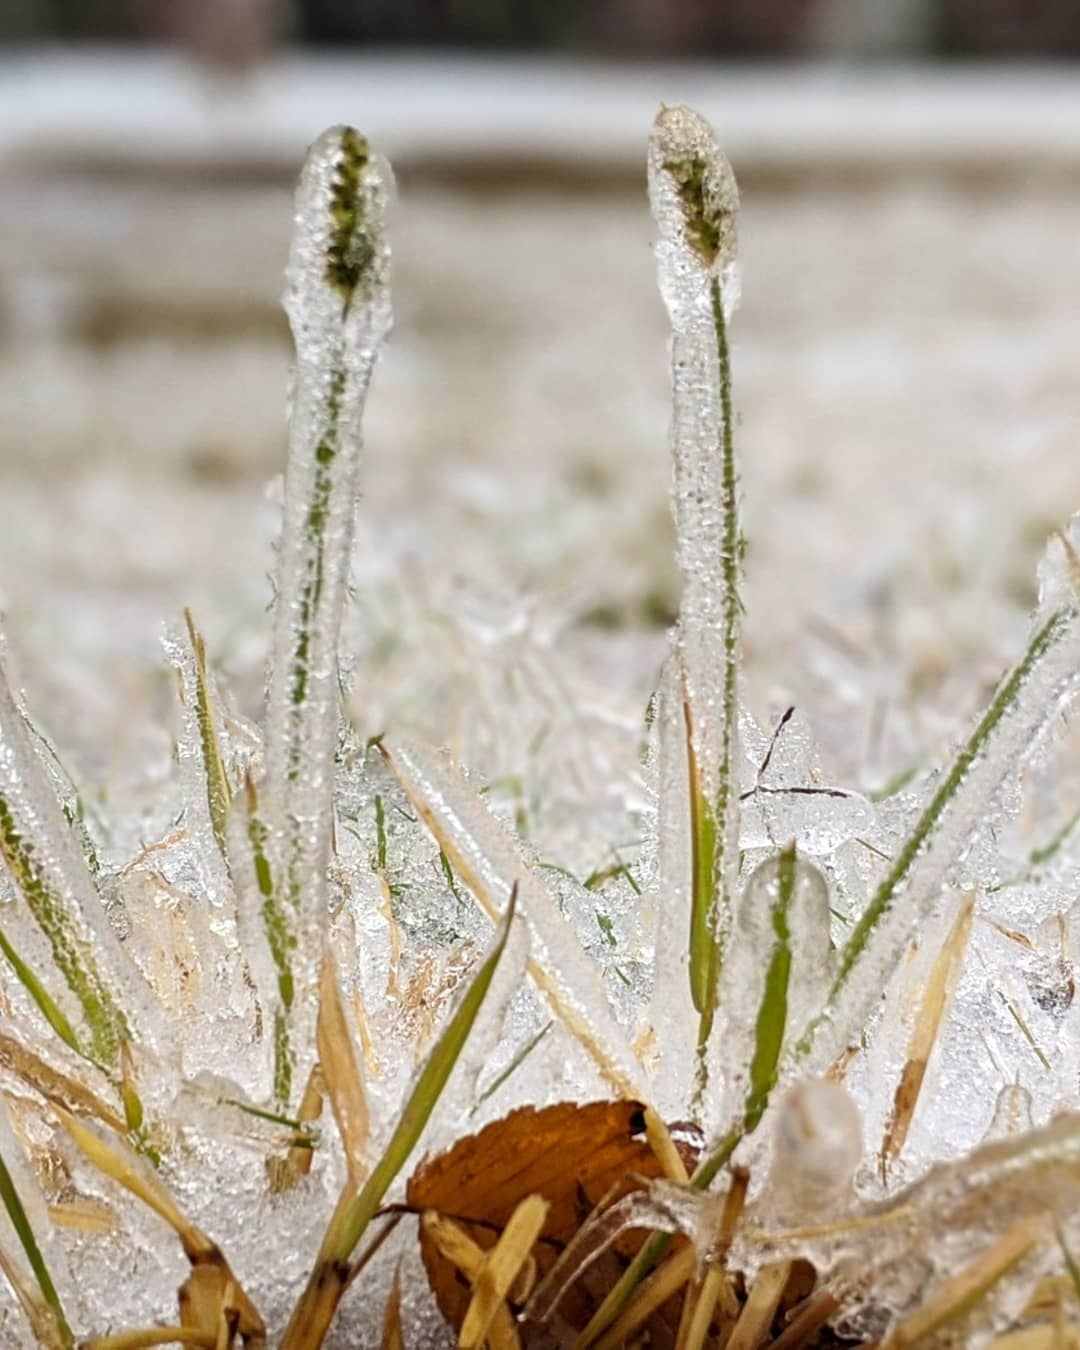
[[0, 106, 1077, 1350]]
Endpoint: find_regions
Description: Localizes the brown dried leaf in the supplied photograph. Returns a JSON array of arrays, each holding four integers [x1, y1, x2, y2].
[[407, 1099, 701, 1338]]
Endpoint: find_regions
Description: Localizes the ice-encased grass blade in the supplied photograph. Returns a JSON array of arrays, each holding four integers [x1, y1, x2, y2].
[[179, 609, 231, 867], [789, 537, 1080, 1078], [229, 774, 296, 1103], [21, 714, 101, 881], [577, 845, 822, 1345], [0, 920, 83, 1057], [0, 1031, 127, 1133], [647, 105, 742, 1054], [385, 737, 646, 1100], [280, 890, 518, 1350], [0, 1148, 72, 1347], [879, 893, 974, 1177], [316, 953, 370, 1185], [0, 652, 158, 1071], [256, 125, 393, 1108]]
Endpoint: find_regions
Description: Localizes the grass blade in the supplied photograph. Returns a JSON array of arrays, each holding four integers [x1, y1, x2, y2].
[[459, 1194, 548, 1349], [261, 126, 394, 1109], [0, 1031, 126, 1133], [884, 1217, 1044, 1347], [317, 953, 370, 1185], [280, 888, 519, 1350], [791, 597, 1080, 1075], [880, 894, 974, 1177], [0, 654, 145, 1071], [0, 1146, 73, 1347], [579, 846, 805, 1343], [648, 106, 743, 1057], [181, 609, 232, 865]]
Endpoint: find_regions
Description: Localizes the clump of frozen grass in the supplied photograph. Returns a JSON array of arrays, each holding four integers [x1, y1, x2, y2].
[[0, 107, 1079, 1349]]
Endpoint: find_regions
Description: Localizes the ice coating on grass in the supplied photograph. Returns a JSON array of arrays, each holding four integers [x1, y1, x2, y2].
[[648, 104, 743, 1050], [162, 619, 234, 911], [646, 656, 706, 1115], [737, 1110, 1080, 1347], [0, 1096, 82, 1341], [0, 648, 165, 1071], [784, 526, 1080, 1084], [258, 126, 394, 1107], [713, 853, 834, 1137], [739, 708, 876, 856], [387, 737, 647, 1101]]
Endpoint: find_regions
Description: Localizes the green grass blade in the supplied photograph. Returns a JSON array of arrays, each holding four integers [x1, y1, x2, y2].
[[684, 697, 719, 1036], [742, 842, 796, 1133], [0, 1148, 73, 1347], [240, 775, 295, 1106], [472, 1020, 553, 1114], [261, 126, 394, 1111], [183, 609, 231, 864], [0, 789, 128, 1067], [0, 919, 84, 1058]]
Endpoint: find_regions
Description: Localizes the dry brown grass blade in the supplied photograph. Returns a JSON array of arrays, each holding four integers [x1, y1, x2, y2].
[[0, 1032, 126, 1133], [53, 1108, 265, 1346], [765, 1288, 841, 1349], [990, 1327, 1080, 1349], [590, 1245, 696, 1350], [884, 1215, 1047, 1347], [680, 1266, 731, 1350], [880, 895, 974, 1178], [678, 1164, 749, 1349], [318, 954, 370, 1186], [0, 1238, 67, 1348], [288, 1065, 326, 1184], [81, 1332, 216, 1349], [380, 1263, 404, 1350], [645, 1106, 689, 1185], [421, 1212, 520, 1349], [459, 1194, 549, 1350], [726, 1261, 792, 1350], [214, 1283, 240, 1350], [48, 1198, 117, 1234]]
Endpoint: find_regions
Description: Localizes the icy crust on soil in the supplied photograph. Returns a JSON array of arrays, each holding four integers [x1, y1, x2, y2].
[[2, 112, 1080, 1347]]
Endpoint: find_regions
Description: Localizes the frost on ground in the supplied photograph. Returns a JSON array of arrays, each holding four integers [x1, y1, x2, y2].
[[1, 107, 1080, 1348]]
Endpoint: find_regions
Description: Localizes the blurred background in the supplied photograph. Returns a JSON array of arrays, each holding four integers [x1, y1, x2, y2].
[[11, 1, 1080, 58], [1, 2, 1079, 807]]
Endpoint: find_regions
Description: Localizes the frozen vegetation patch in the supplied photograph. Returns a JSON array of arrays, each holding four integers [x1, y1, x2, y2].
[[0, 107, 1079, 1349]]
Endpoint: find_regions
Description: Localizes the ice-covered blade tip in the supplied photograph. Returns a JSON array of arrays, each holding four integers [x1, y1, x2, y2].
[[648, 104, 738, 270], [288, 125, 393, 312]]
